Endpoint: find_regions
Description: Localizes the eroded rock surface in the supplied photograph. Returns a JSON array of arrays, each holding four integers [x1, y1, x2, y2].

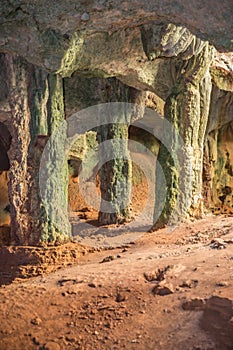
[[0, 0, 233, 73]]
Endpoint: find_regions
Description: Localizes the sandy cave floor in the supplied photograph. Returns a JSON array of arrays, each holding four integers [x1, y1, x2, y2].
[[0, 215, 233, 350]]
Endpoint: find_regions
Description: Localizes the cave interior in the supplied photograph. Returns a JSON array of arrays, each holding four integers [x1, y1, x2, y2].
[[0, 19, 232, 246]]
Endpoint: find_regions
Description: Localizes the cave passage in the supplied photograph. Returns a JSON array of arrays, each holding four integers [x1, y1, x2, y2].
[[0, 122, 11, 244]]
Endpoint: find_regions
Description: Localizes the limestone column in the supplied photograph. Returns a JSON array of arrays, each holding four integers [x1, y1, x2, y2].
[[37, 74, 71, 243], [6, 55, 71, 245], [5, 54, 32, 244], [154, 43, 214, 228], [97, 78, 135, 225]]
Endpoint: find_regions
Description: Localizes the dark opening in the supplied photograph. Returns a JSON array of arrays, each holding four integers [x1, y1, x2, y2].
[[0, 122, 11, 245], [0, 122, 11, 171]]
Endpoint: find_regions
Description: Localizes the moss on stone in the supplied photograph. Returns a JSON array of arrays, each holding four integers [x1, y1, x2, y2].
[[28, 66, 49, 143], [57, 32, 85, 77], [48, 74, 65, 134], [38, 74, 71, 244], [154, 42, 214, 229]]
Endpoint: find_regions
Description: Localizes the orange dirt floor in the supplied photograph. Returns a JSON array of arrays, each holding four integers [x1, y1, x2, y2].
[[0, 214, 233, 350]]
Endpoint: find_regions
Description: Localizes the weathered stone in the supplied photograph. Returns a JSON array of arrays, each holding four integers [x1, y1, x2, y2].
[[81, 12, 90, 22], [5, 54, 32, 244], [96, 78, 135, 225], [4, 54, 71, 245], [0, 0, 232, 73], [38, 75, 71, 243], [43, 341, 61, 350], [30, 316, 42, 326], [153, 42, 214, 229], [152, 284, 174, 296], [203, 83, 233, 214], [211, 52, 233, 92]]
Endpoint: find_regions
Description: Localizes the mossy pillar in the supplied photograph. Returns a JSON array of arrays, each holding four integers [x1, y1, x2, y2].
[[27, 65, 49, 244], [38, 74, 71, 243], [97, 79, 134, 225], [6, 55, 71, 245], [154, 43, 214, 228]]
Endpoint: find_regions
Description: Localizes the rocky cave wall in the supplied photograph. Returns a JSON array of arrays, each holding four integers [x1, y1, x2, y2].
[[204, 81, 233, 215], [0, 5, 232, 244]]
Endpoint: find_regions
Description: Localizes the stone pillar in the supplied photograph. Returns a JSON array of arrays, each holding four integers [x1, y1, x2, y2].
[[5, 54, 32, 244], [38, 74, 71, 243], [97, 79, 134, 225], [6, 55, 71, 245], [154, 43, 214, 229]]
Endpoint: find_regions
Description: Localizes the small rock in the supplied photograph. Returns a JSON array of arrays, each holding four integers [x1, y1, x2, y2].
[[122, 248, 128, 253], [105, 322, 113, 329], [144, 271, 159, 282], [210, 239, 226, 249], [116, 292, 127, 302], [100, 256, 115, 263], [81, 12, 90, 21], [152, 284, 174, 296], [32, 337, 40, 345], [163, 308, 171, 313], [65, 336, 77, 343], [216, 281, 228, 287], [88, 282, 97, 288], [180, 279, 198, 289], [43, 341, 60, 350], [31, 316, 42, 326]]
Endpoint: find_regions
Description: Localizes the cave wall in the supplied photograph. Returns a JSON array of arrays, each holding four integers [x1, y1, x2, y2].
[[212, 122, 233, 214], [203, 84, 233, 214]]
